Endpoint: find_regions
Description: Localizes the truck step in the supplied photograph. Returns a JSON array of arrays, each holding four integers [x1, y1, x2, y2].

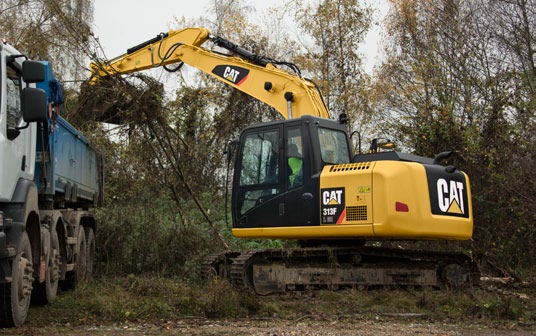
[[4, 247, 15, 257]]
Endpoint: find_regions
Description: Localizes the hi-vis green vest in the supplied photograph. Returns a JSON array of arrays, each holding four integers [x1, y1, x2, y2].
[[288, 157, 303, 186]]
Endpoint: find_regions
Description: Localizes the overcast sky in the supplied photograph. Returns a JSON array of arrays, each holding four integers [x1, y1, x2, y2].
[[93, 0, 280, 58], [92, 0, 386, 73]]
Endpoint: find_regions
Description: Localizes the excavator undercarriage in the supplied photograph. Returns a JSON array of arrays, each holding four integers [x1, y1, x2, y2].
[[202, 246, 480, 295]]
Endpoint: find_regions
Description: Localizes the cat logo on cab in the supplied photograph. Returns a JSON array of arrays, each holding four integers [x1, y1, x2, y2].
[[321, 188, 345, 224]]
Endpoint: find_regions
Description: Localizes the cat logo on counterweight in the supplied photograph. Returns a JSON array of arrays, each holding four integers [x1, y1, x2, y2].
[[426, 166, 470, 218], [437, 179, 465, 215]]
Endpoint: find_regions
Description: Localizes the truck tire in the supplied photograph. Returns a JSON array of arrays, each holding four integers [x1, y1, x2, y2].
[[76, 228, 88, 281], [32, 229, 60, 305], [32, 231, 61, 305], [85, 228, 95, 276], [62, 227, 87, 290], [0, 232, 33, 327], [47, 230, 60, 301]]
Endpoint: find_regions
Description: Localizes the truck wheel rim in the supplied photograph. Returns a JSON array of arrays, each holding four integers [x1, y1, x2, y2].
[[17, 256, 33, 304]]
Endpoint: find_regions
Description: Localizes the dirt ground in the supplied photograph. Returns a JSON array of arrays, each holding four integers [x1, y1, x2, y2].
[[5, 316, 536, 336], [2, 276, 535, 335]]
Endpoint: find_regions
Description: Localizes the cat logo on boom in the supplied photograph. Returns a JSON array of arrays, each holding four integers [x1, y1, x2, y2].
[[212, 65, 249, 86]]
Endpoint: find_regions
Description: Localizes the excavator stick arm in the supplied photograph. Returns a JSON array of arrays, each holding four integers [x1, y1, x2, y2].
[[89, 27, 210, 80]]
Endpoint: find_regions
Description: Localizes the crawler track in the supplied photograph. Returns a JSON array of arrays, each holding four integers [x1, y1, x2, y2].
[[202, 246, 480, 294]]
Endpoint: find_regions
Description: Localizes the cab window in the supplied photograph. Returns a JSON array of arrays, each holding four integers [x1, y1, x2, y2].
[[318, 127, 351, 164], [239, 130, 279, 186], [238, 129, 280, 215], [287, 127, 303, 189], [6, 65, 22, 131]]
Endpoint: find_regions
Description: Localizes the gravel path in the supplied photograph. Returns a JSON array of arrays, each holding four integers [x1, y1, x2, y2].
[[6, 317, 535, 335]]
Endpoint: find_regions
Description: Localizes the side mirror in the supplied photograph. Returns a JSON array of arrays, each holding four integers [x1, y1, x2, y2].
[[378, 139, 395, 150], [225, 140, 238, 163], [22, 60, 45, 83], [21, 87, 47, 123]]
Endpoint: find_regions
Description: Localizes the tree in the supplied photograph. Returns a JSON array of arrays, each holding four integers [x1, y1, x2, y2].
[[77, 0, 300, 273], [295, 0, 374, 145], [0, 0, 93, 81], [374, 0, 536, 273]]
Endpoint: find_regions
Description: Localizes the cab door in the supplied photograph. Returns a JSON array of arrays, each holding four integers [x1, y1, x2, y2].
[[282, 124, 315, 226], [232, 124, 285, 228]]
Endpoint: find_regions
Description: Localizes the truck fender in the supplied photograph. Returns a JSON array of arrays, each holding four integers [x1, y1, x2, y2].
[[4, 179, 41, 273], [5, 179, 40, 251], [38, 210, 62, 241]]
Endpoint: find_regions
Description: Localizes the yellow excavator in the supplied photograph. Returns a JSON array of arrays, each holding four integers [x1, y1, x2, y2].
[[90, 27, 479, 294]]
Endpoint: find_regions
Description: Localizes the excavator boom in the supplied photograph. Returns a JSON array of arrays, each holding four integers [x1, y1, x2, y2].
[[90, 27, 330, 120]]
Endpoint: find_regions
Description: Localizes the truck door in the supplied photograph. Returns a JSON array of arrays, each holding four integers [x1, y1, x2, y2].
[[0, 59, 35, 201]]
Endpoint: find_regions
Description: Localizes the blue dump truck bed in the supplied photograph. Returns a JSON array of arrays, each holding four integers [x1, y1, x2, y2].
[[34, 62, 103, 208]]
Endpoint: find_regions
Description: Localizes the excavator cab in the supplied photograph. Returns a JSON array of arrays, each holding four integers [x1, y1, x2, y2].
[[232, 114, 473, 242], [232, 115, 351, 232]]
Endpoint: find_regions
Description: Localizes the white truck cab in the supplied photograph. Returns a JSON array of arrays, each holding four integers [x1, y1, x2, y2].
[[0, 41, 44, 203]]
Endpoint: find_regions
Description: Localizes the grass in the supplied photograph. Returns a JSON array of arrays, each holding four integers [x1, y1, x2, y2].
[[20, 275, 536, 328]]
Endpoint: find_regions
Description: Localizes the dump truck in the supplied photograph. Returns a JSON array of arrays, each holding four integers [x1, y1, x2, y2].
[[0, 40, 103, 327]]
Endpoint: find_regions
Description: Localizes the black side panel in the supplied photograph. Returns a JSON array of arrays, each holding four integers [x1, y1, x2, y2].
[[353, 151, 434, 164], [234, 190, 285, 228], [425, 165, 470, 218]]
